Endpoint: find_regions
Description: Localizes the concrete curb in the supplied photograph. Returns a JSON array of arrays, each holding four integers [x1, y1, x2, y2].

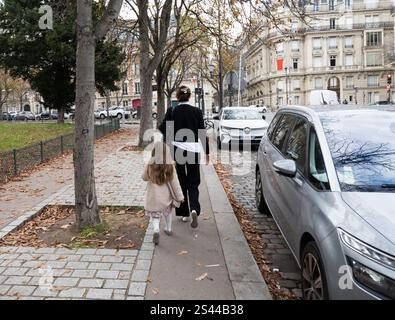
[[202, 163, 272, 300]]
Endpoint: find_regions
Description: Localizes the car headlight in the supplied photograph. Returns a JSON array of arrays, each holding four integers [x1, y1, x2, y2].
[[338, 229, 395, 270], [347, 257, 395, 299]]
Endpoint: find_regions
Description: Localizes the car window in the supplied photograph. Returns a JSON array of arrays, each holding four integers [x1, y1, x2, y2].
[[267, 113, 281, 141], [285, 117, 308, 173], [272, 114, 295, 152], [308, 129, 330, 191]]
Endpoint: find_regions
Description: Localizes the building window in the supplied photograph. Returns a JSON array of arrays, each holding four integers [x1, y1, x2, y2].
[[330, 18, 336, 30], [366, 32, 382, 47], [135, 82, 141, 94], [329, 0, 335, 11], [292, 79, 301, 90], [368, 92, 379, 104], [277, 80, 284, 92], [328, 37, 337, 49], [313, 38, 321, 50], [367, 75, 379, 87], [313, 57, 323, 68], [345, 0, 352, 10], [346, 76, 354, 88], [293, 58, 299, 70], [276, 42, 284, 53], [366, 52, 382, 67], [101, 102, 105, 108], [277, 58, 284, 71], [291, 40, 299, 52], [315, 78, 323, 89], [122, 82, 128, 95], [345, 36, 353, 48], [345, 54, 353, 67], [330, 55, 337, 67], [294, 96, 300, 105], [134, 64, 140, 75], [313, 0, 319, 12], [123, 101, 129, 107]]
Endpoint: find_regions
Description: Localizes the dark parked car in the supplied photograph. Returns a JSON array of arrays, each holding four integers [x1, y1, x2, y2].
[[15, 111, 37, 121], [1, 112, 13, 121]]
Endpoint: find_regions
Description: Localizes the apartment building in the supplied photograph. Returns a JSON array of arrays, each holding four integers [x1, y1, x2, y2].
[[245, 0, 395, 109]]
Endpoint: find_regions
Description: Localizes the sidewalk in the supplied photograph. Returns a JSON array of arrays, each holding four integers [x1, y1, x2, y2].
[[0, 138, 271, 300]]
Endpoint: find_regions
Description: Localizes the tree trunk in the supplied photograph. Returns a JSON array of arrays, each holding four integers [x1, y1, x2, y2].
[[156, 73, 166, 128], [58, 105, 65, 124], [105, 89, 111, 118], [138, 1, 153, 147], [138, 69, 153, 146], [74, 0, 100, 229]]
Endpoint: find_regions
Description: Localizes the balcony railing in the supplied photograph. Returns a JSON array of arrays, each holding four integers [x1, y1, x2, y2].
[[305, 2, 393, 13]]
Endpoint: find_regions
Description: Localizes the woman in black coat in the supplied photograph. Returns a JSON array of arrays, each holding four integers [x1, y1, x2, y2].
[[159, 86, 210, 229]]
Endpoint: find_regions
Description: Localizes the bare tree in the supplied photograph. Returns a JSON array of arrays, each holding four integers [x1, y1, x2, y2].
[[0, 69, 15, 116], [74, 0, 123, 229]]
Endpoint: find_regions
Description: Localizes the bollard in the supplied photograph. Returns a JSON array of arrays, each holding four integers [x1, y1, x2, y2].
[[13, 149, 17, 176], [40, 141, 44, 162]]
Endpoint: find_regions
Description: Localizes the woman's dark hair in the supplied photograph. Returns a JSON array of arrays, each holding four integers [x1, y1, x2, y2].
[[176, 86, 191, 102]]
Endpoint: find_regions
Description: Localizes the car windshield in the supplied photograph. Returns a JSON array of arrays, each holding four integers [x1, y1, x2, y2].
[[222, 109, 262, 120], [320, 110, 395, 192]]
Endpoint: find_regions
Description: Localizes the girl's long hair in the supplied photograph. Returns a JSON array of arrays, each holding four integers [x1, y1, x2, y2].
[[147, 142, 174, 185]]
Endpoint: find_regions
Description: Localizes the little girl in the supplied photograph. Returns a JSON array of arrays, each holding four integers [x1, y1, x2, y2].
[[142, 141, 184, 245]]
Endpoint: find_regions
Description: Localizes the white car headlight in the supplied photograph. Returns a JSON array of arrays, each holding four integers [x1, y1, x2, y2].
[[338, 229, 395, 270]]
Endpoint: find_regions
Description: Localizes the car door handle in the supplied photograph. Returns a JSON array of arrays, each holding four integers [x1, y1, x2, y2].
[[294, 176, 304, 187]]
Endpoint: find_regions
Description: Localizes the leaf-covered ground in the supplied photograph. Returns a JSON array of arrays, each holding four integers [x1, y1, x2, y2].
[[214, 162, 297, 300], [0, 123, 74, 152], [0, 205, 148, 250]]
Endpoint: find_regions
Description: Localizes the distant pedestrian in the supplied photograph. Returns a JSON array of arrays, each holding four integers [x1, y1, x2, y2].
[[159, 86, 210, 229], [343, 99, 348, 104], [142, 141, 184, 245]]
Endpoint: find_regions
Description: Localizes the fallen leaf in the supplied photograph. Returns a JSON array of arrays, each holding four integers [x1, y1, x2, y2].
[[152, 288, 160, 295], [57, 256, 67, 261], [205, 264, 220, 268], [51, 286, 68, 292], [195, 273, 208, 281], [115, 235, 126, 242], [223, 237, 230, 241], [34, 262, 47, 269], [177, 250, 188, 256], [12, 292, 21, 300], [60, 224, 71, 229]]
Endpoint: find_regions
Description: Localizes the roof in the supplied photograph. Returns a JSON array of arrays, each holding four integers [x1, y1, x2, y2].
[[279, 105, 395, 115]]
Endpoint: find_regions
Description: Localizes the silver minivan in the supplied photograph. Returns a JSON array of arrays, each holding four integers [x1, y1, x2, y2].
[[256, 105, 395, 300]]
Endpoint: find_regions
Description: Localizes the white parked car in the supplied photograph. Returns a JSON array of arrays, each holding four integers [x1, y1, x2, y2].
[[95, 107, 130, 119], [213, 107, 269, 149]]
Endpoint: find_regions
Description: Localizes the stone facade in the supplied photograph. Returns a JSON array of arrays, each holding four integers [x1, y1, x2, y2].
[[245, 0, 395, 109]]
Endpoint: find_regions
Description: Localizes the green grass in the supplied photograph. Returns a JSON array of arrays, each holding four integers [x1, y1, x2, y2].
[[0, 123, 74, 153]]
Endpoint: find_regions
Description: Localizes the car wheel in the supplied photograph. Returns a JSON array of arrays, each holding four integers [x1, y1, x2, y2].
[[152, 112, 157, 119], [100, 114, 106, 119], [117, 113, 123, 119], [255, 169, 270, 215], [301, 241, 329, 300]]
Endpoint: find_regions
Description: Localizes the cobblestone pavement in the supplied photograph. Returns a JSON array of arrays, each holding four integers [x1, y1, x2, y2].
[[209, 124, 303, 298], [0, 126, 140, 230], [0, 230, 154, 300], [0, 131, 154, 299]]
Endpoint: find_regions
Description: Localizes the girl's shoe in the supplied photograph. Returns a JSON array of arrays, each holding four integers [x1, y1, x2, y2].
[[191, 210, 198, 229], [153, 232, 160, 245], [164, 230, 173, 236], [181, 217, 188, 222]]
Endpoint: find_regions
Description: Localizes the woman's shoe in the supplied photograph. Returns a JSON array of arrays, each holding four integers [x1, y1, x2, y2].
[[164, 230, 173, 236], [191, 210, 198, 229], [153, 232, 160, 245], [181, 217, 188, 222]]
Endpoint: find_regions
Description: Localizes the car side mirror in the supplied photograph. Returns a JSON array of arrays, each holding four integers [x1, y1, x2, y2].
[[262, 115, 266, 120], [273, 159, 297, 178], [213, 115, 220, 120]]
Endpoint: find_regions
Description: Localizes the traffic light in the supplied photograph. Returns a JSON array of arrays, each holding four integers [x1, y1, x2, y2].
[[387, 74, 392, 85]]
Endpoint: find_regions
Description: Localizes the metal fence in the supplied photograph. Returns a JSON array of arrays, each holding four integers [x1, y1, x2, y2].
[[0, 119, 120, 183]]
